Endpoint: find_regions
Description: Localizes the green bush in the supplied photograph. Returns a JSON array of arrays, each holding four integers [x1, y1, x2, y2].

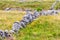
[[36, 7, 43, 11]]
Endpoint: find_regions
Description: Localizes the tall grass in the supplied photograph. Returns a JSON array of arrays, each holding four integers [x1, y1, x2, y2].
[[0, 11, 25, 30]]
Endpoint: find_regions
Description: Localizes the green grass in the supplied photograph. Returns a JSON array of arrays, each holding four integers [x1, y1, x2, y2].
[[16, 15, 60, 40]]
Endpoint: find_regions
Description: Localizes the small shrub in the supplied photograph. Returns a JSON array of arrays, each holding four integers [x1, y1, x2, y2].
[[36, 7, 43, 11]]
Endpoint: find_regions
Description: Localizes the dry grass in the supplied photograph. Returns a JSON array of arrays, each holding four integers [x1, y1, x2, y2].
[[0, 10, 25, 30]]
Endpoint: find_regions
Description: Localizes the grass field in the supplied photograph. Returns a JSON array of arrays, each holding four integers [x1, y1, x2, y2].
[[0, 1, 60, 10], [0, 0, 55, 1], [0, 11, 60, 40], [0, 0, 60, 40], [14, 14, 60, 40]]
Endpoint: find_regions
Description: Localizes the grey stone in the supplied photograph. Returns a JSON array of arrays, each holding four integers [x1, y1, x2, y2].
[[0, 30, 4, 37], [52, 10, 58, 15], [23, 13, 33, 22], [23, 18, 30, 23], [20, 20, 27, 25], [4, 8, 11, 11], [4, 30, 9, 37], [20, 21, 26, 28], [33, 11, 40, 18], [9, 30, 15, 34], [0, 30, 5, 40], [12, 22, 22, 32], [32, 15, 36, 20], [41, 10, 48, 15]]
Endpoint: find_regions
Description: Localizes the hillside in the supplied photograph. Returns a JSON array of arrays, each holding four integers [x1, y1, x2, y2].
[[0, 0, 60, 40], [15, 14, 60, 40], [0, 11, 60, 40], [0, 1, 60, 10]]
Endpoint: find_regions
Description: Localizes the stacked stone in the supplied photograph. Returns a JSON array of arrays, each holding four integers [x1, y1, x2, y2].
[[11, 10, 59, 33], [0, 30, 12, 40], [41, 10, 59, 16], [0, 10, 59, 40], [11, 10, 40, 33]]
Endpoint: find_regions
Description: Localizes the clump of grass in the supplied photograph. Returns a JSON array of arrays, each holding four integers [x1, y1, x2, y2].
[[36, 6, 43, 11]]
